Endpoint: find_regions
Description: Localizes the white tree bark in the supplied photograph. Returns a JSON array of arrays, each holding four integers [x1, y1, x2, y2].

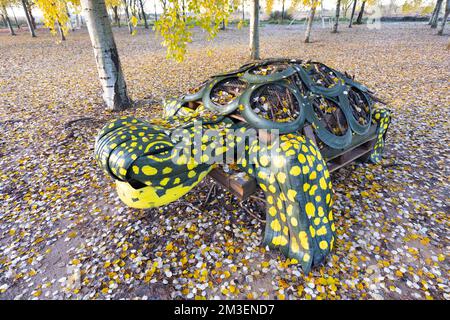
[[305, 4, 317, 43], [123, 0, 133, 34], [437, 0, 449, 35], [76, 14, 81, 29], [249, 0, 260, 60], [349, 0, 357, 28], [81, 0, 131, 111], [431, 0, 443, 28], [57, 21, 66, 41], [139, 0, 148, 29], [21, 0, 36, 37], [332, 0, 341, 33], [2, 6, 15, 36]]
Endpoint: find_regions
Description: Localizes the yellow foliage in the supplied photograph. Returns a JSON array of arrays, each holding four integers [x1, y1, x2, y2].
[[154, 0, 235, 62], [33, 0, 79, 36], [401, 0, 427, 14], [105, 0, 121, 8], [265, 0, 274, 15]]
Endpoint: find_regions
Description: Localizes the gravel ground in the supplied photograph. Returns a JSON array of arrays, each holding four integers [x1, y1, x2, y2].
[[0, 22, 449, 300]]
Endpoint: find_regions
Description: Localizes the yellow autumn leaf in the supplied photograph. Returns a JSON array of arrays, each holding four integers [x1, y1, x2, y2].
[[130, 15, 138, 28]]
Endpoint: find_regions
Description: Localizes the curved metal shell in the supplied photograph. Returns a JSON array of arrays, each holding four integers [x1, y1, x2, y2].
[[338, 88, 372, 135], [241, 62, 297, 84], [202, 76, 248, 115], [305, 95, 353, 149], [239, 82, 306, 134]]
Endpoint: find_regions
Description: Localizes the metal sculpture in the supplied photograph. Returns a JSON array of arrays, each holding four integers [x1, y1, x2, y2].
[[94, 59, 391, 272]]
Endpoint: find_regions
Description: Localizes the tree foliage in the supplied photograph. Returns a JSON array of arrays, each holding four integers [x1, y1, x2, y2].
[[154, 0, 237, 62], [33, 0, 80, 35], [401, 0, 433, 14], [265, 0, 274, 15]]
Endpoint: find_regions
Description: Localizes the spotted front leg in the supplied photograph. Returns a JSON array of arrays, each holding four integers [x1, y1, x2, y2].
[[368, 108, 391, 163], [250, 134, 335, 273]]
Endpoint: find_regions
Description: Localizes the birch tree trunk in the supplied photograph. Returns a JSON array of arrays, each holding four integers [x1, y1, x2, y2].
[[66, 4, 75, 31], [154, 0, 158, 22], [305, 4, 317, 43], [431, 0, 443, 28], [26, 0, 36, 29], [139, 0, 148, 29], [57, 21, 66, 41], [112, 6, 120, 27], [428, 0, 443, 29], [429, 2, 436, 24], [355, 0, 366, 24], [249, 0, 260, 60], [76, 14, 81, 29], [437, 0, 449, 35], [12, 8, 20, 29], [1, 14, 7, 28], [123, 0, 133, 34], [81, 0, 131, 111], [2, 6, 15, 36], [349, 0, 357, 28], [332, 0, 341, 33], [22, 0, 36, 37]]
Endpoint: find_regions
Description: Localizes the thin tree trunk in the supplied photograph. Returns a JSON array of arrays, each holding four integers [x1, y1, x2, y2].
[[139, 0, 148, 29], [81, 0, 131, 111], [11, 7, 20, 29], [428, 0, 443, 28], [332, 0, 341, 33], [123, 0, 133, 34], [281, 0, 285, 22], [429, 1, 437, 24], [22, 0, 36, 37], [428, 0, 439, 25], [182, 0, 186, 22], [66, 4, 75, 31], [135, 0, 141, 20], [76, 14, 81, 29], [431, 0, 443, 28], [249, 0, 260, 60], [344, 3, 350, 18], [1, 14, 7, 28], [154, 0, 158, 22], [438, 0, 449, 35], [242, 0, 245, 21], [57, 21, 66, 41], [2, 6, 15, 36], [25, 1, 36, 29], [305, 3, 317, 43], [349, 0, 357, 27], [355, 0, 366, 24], [113, 6, 120, 27]]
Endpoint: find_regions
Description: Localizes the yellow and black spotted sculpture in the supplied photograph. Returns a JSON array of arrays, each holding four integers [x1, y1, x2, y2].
[[95, 59, 391, 272]]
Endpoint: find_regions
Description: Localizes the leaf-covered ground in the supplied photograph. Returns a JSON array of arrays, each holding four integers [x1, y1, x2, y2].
[[0, 22, 449, 300]]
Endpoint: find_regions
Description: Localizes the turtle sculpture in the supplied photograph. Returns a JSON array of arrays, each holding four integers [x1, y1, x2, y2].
[[95, 59, 391, 273]]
